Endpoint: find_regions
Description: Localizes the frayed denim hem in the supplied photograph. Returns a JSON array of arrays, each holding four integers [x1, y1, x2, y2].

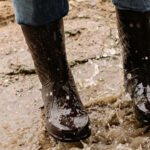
[[112, 0, 150, 12], [16, 9, 69, 26], [12, 0, 69, 26]]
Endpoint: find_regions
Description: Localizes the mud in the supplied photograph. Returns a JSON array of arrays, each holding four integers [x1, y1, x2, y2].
[[1, 0, 150, 150], [0, 0, 14, 26]]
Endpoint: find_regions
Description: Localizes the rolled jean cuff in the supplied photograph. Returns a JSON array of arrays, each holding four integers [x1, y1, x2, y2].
[[12, 0, 69, 26], [112, 0, 150, 12]]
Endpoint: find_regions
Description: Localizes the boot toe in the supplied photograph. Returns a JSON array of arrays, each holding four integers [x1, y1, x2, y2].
[[134, 102, 150, 124], [46, 115, 91, 142]]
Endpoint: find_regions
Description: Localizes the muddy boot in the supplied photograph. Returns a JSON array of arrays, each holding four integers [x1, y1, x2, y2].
[[116, 9, 150, 124], [21, 19, 91, 142]]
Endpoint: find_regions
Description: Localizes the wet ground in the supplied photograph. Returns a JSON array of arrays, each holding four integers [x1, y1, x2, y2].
[[1, 0, 150, 150]]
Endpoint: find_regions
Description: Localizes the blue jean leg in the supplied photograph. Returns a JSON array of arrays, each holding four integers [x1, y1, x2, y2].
[[112, 0, 150, 12], [12, 0, 69, 26]]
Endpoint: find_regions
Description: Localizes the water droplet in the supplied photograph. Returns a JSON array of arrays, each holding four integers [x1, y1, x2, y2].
[[127, 73, 132, 79], [88, 59, 93, 64], [110, 48, 116, 55], [66, 95, 70, 100], [50, 92, 53, 96], [103, 53, 107, 57], [136, 23, 141, 28], [129, 23, 134, 28], [125, 93, 131, 100], [96, 55, 100, 59], [4, 79, 9, 83], [57, 68, 60, 71]]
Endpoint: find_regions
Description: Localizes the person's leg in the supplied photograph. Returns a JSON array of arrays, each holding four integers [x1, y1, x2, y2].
[[12, 0, 90, 141], [112, 0, 150, 12], [112, 0, 150, 124], [12, 0, 69, 26]]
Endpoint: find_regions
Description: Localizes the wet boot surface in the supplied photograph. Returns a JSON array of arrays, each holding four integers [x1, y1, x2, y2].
[[3, 0, 150, 149], [21, 19, 91, 142], [116, 9, 150, 124]]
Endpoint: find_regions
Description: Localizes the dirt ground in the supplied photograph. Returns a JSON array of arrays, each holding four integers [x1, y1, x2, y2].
[[1, 0, 150, 150]]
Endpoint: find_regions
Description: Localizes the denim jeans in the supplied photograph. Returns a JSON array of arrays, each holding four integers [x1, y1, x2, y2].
[[112, 0, 150, 12], [12, 0, 150, 26], [12, 0, 69, 26]]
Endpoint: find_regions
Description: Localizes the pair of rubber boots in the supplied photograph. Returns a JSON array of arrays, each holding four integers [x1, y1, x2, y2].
[[21, 9, 150, 142]]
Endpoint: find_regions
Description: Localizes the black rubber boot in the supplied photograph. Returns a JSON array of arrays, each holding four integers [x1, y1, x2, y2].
[[21, 19, 91, 142], [116, 9, 150, 124]]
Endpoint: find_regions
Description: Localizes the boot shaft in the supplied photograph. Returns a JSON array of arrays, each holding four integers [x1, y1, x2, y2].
[[21, 19, 70, 86], [116, 9, 150, 91]]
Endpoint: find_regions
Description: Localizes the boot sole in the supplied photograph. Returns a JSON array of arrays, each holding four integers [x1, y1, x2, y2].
[[134, 104, 150, 125], [46, 124, 91, 142]]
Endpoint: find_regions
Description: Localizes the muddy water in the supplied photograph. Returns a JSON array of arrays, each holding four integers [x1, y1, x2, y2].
[[0, 57, 123, 150], [1, 0, 150, 150], [1, 57, 150, 150]]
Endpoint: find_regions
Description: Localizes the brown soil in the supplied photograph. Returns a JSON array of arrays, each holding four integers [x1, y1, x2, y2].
[[0, 0, 14, 26], [1, 0, 150, 150]]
